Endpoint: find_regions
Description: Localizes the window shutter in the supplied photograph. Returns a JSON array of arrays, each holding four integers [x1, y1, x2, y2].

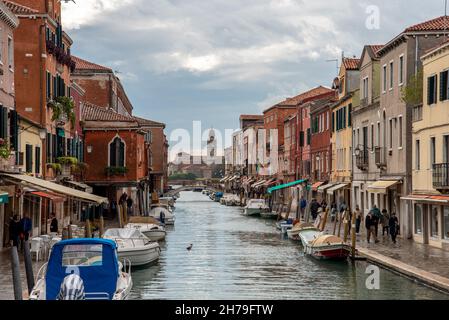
[[9, 110, 18, 151], [348, 104, 352, 127], [307, 128, 311, 145], [52, 133, 57, 161], [25, 144, 33, 173], [343, 107, 347, 128], [299, 131, 304, 147], [332, 112, 335, 132], [46, 133, 51, 161], [119, 140, 125, 167], [109, 140, 116, 167], [35, 147, 41, 174]]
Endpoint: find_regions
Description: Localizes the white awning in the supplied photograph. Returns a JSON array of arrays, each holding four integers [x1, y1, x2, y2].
[[64, 180, 93, 193], [367, 180, 402, 194], [317, 183, 335, 193], [2, 174, 108, 204], [326, 183, 350, 195]]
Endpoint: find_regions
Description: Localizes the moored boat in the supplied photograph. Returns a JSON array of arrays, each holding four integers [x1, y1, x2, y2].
[[125, 216, 166, 241], [260, 211, 278, 219], [104, 228, 161, 267], [243, 199, 269, 216], [150, 204, 175, 225], [29, 238, 132, 300]]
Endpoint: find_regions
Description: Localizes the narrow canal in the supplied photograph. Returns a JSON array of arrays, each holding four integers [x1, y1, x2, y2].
[[130, 191, 448, 300]]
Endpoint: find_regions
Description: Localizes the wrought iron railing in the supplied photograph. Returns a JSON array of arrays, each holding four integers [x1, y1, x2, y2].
[[433, 163, 449, 189], [375, 146, 387, 168], [356, 149, 369, 170]]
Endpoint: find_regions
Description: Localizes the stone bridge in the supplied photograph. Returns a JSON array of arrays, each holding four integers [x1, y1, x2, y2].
[[165, 184, 220, 197]]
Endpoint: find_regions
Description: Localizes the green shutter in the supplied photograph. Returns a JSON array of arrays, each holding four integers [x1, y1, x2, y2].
[[307, 128, 311, 145], [35, 147, 41, 174], [348, 104, 352, 127]]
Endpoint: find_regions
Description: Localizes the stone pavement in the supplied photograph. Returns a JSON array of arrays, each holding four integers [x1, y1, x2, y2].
[[322, 217, 449, 292]]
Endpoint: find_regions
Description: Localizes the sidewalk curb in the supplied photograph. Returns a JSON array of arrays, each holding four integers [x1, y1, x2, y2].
[[358, 248, 449, 294]]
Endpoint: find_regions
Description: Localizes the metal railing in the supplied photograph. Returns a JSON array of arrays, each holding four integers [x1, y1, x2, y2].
[[375, 146, 387, 168], [433, 163, 449, 189], [355, 149, 369, 170]]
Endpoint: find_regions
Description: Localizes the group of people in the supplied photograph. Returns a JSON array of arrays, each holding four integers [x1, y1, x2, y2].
[[7, 213, 58, 249], [300, 196, 400, 245], [353, 204, 399, 244]]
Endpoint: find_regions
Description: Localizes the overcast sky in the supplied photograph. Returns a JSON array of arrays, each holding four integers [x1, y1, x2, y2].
[[62, 0, 446, 155]]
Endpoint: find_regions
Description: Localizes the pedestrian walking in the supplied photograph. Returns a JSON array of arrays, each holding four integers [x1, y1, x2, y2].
[[19, 213, 32, 251], [9, 214, 21, 247], [299, 196, 307, 219], [310, 199, 320, 220], [330, 202, 337, 222], [126, 197, 134, 216], [354, 205, 363, 234], [381, 209, 390, 236], [389, 212, 399, 244], [50, 213, 58, 233], [370, 205, 382, 237], [365, 211, 379, 244]]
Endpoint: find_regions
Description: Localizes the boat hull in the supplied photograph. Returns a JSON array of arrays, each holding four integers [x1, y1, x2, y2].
[[141, 229, 166, 241], [243, 208, 263, 216], [117, 243, 161, 267], [260, 212, 278, 219], [306, 245, 351, 260]]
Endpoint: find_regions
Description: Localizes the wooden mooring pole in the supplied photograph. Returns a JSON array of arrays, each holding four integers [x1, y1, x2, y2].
[[10, 246, 23, 300], [23, 241, 35, 294], [351, 209, 357, 259]]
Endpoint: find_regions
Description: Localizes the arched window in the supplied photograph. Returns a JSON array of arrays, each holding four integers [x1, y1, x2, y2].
[[109, 137, 125, 167]]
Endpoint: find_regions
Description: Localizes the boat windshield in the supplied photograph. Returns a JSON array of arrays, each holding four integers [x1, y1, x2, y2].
[[62, 244, 103, 267], [301, 230, 320, 243]]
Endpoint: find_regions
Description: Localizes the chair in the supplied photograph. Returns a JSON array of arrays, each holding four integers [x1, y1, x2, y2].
[[30, 237, 43, 262]]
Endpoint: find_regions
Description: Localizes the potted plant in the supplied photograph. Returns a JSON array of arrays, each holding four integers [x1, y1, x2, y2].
[[57, 157, 78, 176], [50, 96, 76, 128]]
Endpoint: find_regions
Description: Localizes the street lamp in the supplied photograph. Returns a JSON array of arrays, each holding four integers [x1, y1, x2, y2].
[[87, 145, 93, 154], [39, 128, 47, 140]]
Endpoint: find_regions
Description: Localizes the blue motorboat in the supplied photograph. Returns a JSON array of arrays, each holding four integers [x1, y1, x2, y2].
[[29, 238, 133, 300]]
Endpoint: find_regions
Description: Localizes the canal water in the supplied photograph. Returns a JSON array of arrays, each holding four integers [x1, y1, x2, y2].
[[130, 191, 449, 300]]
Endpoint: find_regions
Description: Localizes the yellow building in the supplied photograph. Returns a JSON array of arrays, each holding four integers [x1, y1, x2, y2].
[[18, 117, 44, 177], [405, 41, 449, 249], [329, 57, 360, 207]]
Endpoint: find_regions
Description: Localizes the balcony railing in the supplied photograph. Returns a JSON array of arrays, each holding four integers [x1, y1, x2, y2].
[[433, 163, 449, 190], [375, 146, 387, 168], [355, 149, 369, 171], [360, 97, 369, 107]]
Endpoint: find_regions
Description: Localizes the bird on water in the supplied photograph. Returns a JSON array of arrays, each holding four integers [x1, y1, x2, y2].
[[187, 244, 193, 251]]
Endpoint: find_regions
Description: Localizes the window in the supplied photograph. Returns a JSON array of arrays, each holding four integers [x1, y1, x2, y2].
[[35, 147, 41, 174], [415, 204, 423, 234], [428, 75, 438, 105], [444, 207, 449, 239], [25, 144, 33, 173], [377, 122, 380, 147], [431, 137, 436, 168], [7, 37, 13, 69], [46, 72, 52, 99], [416, 140, 420, 170], [348, 104, 352, 127], [299, 131, 304, 147], [306, 128, 311, 145], [331, 112, 335, 132], [431, 206, 439, 238], [389, 119, 393, 149], [371, 124, 374, 150], [440, 70, 449, 101], [383, 65, 387, 92], [389, 61, 394, 89], [109, 136, 125, 167], [362, 77, 369, 99], [399, 55, 404, 85], [398, 116, 403, 148]]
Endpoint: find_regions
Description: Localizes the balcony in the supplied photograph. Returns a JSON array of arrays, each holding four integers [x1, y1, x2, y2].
[[360, 97, 369, 107], [355, 148, 369, 171], [375, 147, 387, 169], [433, 163, 449, 191]]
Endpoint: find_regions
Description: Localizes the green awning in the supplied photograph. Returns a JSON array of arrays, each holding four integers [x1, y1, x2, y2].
[[268, 179, 308, 194], [0, 192, 9, 204]]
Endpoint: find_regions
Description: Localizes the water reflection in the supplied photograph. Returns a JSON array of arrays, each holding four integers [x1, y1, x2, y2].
[[130, 192, 448, 300]]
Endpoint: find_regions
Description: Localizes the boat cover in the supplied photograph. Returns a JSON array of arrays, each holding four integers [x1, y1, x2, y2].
[[104, 228, 145, 239], [311, 235, 344, 246], [292, 222, 316, 232], [46, 239, 119, 300], [128, 216, 160, 224]]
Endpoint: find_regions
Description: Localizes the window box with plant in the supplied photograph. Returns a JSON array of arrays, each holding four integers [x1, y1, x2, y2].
[[48, 96, 76, 128], [46, 163, 62, 175], [105, 166, 129, 177]]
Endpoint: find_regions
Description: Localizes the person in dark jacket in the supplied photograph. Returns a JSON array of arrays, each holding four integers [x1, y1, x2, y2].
[[389, 212, 399, 244], [310, 199, 320, 220], [9, 214, 21, 247], [354, 205, 363, 234], [20, 213, 32, 241], [126, 197, 134, 216], [50, 213, 58, 233], [365, 212, 379, 244]]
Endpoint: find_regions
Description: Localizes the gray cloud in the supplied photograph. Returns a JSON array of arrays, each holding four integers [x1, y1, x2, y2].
[[63, 0, 444, 149]]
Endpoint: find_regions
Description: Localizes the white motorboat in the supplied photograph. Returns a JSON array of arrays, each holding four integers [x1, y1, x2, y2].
[[125, 222, 166, 242], [104, 228, 161, 267], [150, 204, 175, 225], [260, 211, 278, 219], [30, 238, 132, 300], [287, 222, 307, 241], [243, 199, 269, 216]]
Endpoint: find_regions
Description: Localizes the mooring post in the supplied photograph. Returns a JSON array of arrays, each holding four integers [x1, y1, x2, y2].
[[11, 246, 23, 300], [351, 209, 357, 259], [23, 241, 35, 294], [67, 224, 73, 239]]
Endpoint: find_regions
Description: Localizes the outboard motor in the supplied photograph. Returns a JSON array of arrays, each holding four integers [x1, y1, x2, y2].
[[57, 274, 86, 300]]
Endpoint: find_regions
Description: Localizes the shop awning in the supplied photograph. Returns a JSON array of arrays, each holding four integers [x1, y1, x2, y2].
[[220, 176, 229, 183], [326, 183, 350, 195], [367, 180, 402, 194], [64, 180, 93, 194], [243, 177, 255, 186], [268, 179, 307, 194], [401, 194, 449, 203], [0, 191, 9, 204], [252, 180, 267, 188], [312, 182, 325, 191], [30, 191, 66, 203], [264, 178, 277, 187], [2, 174, 108, 204], [229, 175, 240, 182], [317, 183, 335, 193]]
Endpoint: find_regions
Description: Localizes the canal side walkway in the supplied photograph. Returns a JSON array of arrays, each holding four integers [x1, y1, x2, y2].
[[321, 219, 449, 293]]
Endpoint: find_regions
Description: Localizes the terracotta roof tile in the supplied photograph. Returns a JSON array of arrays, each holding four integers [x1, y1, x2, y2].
[[343, 58, 360, 70], [239, 114, 264, 120], [72, 56, 113, 72], [3, 0, 38, 14], [369, 45, 384, 58], [82, 103, 135, 122], [280, 86, 335, 106], [404, 16, 449, 32], [133, 116, 165, 128]]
